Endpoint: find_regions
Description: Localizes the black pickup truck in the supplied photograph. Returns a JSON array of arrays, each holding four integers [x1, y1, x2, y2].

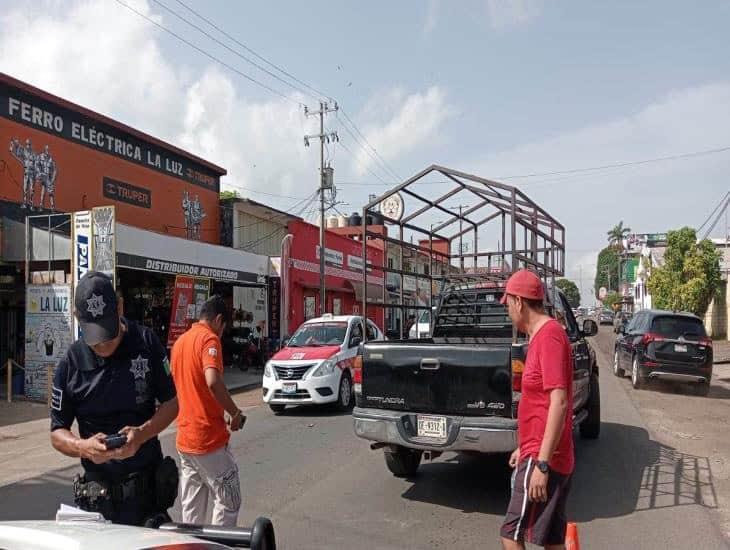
[[352, 283, 600, 477]]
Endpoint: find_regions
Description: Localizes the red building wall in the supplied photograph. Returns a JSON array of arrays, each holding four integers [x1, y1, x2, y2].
[[284, 220, 384, 334]]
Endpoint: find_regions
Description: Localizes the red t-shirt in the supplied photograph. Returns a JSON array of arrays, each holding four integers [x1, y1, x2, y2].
[[518, 319, 574, 475]]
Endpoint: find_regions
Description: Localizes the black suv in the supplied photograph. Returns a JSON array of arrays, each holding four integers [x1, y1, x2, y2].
[[613, 309, 713, 395]]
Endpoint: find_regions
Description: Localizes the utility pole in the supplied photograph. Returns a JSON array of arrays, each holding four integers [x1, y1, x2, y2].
[[304, 102, 338, 315]]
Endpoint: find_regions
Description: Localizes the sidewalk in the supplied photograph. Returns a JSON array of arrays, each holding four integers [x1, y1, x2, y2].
[[714, 339, 730, 364], [0, 369, 263, 489]]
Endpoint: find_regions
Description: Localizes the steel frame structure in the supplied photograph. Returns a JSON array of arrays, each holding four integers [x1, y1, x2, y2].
[[360, 165, 565, 338]]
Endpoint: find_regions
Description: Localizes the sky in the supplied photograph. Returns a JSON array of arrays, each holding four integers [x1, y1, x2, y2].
[[1, 0, 729, 304]]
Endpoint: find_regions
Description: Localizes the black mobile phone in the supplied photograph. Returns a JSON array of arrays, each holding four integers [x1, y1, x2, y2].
[[104, 433, 128, 450]]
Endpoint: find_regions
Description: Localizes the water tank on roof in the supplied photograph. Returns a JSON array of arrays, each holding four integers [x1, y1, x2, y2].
[[326, 215, 339, 228], [370, 211, 385, 226], [348, 212, 362, 227], [337, 215, 348, 227]]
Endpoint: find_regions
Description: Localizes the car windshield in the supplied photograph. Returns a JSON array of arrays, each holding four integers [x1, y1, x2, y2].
[[288, 322, 348, 347], [651, 316, 707, 339]]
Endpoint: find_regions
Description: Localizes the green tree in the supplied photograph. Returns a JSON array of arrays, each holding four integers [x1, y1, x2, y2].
[[594, 246, 619, 299], [607, 220, 631, 248], [220, 189, 240, 201], [555, 279, 581, 308], [601, 291, 622, 311], [647, 227, 722, 317]]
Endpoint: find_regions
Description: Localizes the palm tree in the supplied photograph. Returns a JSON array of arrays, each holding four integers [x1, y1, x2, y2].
[[607, 221, 631, 248]]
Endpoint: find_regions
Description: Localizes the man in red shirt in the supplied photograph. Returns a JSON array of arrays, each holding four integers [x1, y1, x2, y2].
[[499, 270, 574, 549]]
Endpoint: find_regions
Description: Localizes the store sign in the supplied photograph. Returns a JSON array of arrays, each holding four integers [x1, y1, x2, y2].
[[316, 245, 344, 267], [403, 275, 417, 292], [167, 275, 195, 347], [1, 84, 220, 190], [347, 254, 364, 272], [268, 277, 281, 340], [193, 277, 211, 319], [72, 211, 92, 339], [103, 177, 152, 209], [116, 252, 264, 284], [25, 285, 72, 401], [91, 206, 116, 284]]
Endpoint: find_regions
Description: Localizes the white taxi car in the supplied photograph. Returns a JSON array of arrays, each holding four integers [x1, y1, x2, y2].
[[263, 315, 385, 413]]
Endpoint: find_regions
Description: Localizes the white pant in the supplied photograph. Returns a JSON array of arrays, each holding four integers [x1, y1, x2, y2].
[[179, 445, 242, 526]]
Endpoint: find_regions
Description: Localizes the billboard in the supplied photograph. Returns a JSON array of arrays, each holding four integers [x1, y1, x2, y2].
[[1, 75, 223, 244]]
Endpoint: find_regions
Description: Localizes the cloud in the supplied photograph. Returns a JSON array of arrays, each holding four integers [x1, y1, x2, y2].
[[351, 86, 455, 177], [485, 0, 543, 29], [423, 0, 439, 35], [465, 81, 730, 300], [0, 0, 321, 201]]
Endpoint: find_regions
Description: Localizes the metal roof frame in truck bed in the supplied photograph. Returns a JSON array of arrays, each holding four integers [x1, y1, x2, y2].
[[359, 165, 565, 338]]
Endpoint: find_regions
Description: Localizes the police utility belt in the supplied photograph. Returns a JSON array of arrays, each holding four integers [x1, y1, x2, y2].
[[73, 457, 178, 510]]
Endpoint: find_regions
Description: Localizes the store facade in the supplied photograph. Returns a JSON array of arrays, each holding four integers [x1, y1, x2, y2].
[[0, 73, 274, 399], [279, 220, 384, 338]]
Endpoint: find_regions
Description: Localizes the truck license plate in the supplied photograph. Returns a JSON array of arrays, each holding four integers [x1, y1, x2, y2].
[[282, 383, 297, 394], [417, 415, 447, 439], [674, 344, 688, 353]]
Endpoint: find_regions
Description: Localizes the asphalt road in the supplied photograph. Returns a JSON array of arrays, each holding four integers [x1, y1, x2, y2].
[[1, 327, 728, 549]]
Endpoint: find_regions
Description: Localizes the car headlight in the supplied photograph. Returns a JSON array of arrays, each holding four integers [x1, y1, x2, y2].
[[312, 358, 337, 377], [264, 361, 277, 379]]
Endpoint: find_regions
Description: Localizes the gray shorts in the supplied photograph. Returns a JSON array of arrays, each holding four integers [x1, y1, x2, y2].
[[500, 457, 572, 546]]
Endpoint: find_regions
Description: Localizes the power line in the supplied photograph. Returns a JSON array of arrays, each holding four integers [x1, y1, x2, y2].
[[338, 141, 390, 185], [147, 1, 404, 189], [114, 0, 301, 106], [698, 190, 730, 233], [337, 109, 402, 181], [503, 146, 730, 182], [173, 0, 334, 102], [150, 0, 317, 102]]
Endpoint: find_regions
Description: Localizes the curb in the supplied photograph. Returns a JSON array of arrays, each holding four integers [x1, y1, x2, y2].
[[227, 381, 262, 394]]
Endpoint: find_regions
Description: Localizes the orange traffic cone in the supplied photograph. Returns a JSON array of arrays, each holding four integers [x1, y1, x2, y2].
[[565, 522, 580, 550]]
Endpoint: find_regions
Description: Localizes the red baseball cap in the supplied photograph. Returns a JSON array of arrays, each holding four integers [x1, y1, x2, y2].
[[500, 269, 545, 304]]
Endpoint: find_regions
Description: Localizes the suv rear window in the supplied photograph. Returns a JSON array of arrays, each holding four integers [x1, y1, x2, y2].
[[650, 316, 706, 339]]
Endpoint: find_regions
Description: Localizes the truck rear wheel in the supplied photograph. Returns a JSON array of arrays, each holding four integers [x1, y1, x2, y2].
[[579, 373, 601, 439], [384, 445, 422, 477]]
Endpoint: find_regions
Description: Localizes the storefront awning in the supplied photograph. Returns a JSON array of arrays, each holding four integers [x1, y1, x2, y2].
[[116, 224, 270, 284]]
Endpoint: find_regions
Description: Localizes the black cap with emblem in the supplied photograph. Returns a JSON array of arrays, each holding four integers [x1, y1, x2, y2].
[[74, 271, 119, 346]]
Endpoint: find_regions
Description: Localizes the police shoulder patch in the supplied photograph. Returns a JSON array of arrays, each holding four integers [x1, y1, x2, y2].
[[51, 385, 63, 411]]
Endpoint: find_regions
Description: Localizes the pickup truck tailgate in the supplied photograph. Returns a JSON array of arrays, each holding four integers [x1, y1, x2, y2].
[[360, 340, 513, 416]]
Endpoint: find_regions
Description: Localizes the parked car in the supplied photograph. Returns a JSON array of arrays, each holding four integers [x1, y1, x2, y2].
[[263, 314, 385, 413], [599, 309, 614, 325], [613, 309, 713, 395], [352, 283, 601, 478]]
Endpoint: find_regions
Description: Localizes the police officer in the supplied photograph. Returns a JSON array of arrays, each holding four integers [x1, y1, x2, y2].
[[50, 271, 179, 526]]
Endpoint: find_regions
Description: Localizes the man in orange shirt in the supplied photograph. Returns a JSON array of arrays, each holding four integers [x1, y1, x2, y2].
[[171, 295, 245, 526]]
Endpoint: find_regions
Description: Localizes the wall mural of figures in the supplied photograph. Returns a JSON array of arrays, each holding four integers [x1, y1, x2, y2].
[[8, 137, 58, 210], [182, 190, 206, 240]]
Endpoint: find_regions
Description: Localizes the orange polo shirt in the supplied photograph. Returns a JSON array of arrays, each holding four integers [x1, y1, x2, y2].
[[171, 322, 229, 454]]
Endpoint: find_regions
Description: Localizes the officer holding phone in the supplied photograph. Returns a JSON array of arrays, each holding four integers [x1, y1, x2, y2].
[[50, 272, 179, 526]]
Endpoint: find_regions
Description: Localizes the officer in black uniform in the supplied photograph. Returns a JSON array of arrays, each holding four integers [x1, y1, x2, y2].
[[50, 271, 179, 526]]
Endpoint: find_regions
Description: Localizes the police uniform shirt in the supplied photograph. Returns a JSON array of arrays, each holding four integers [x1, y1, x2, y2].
[[51, 318, 176, 477]]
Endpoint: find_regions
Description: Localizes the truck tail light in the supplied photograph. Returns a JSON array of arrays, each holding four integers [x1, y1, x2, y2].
[[511, 358, 524, 392], [353, 354, 363, 393]]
